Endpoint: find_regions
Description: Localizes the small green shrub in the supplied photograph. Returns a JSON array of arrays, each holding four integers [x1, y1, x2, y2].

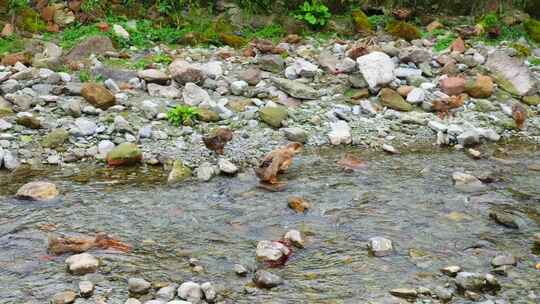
[[511, 42, 531, 57], [352, 9, 372, 33], [167, 105, 200, 126], [367, 15, 389, 29], [79, 69, 92, 82], [244, 24, 285, 42], [294, 1, 331, 29], [524, 18, 540, 43], [386, 21, 421, 41], [0, 36, 24, 54], [433, 33, 457, 52], [530, 58, 540, 66]]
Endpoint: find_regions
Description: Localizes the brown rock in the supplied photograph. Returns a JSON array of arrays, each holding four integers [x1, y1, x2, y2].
[[47, 22, 60, 33], [346, 45, 368, 60], [440, 61, 459, 76], [16, 181, 59, 201], [81, 83, 116, 110], [450, 37, 465, 54], [96, 22, 109, 32], [239, 67, 261, 85], [1, 52, 30, 66], [41, 6, 56, 22], [65, 36, 115, 63], [466, 75, 493, 98], [440, 77, 466, 96], [1, 23, 14, 37], [427, 20, 443, 32], [397, 85, 415, 97], [168, 59, 205, 85], [288, 196, 310, 213], [68, 0, 83, 12]]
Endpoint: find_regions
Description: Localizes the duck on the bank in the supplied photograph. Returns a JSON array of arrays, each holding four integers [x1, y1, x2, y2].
[[203, 127, 233, 155], [255, 142, 303, 186], [512, 103, 527, 130], [47, 232, 131, 255], [432, 94, 467, 119]]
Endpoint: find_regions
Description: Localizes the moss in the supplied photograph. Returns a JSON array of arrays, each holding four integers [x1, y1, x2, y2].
[[492, 72, 519, 96], [524, 18, 540, 43], [352, 9, 373, 33], [386, 21, 421, 41], [511, 42, 531, 57], [219, 33, 247, 48], [18, 8, 47, 33]]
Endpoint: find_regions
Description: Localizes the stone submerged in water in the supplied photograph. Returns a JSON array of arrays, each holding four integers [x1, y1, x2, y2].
[[489, 210, 519, 229], [106, 143, 142, 166], [256, 240, 290, 263], [288, 196, 310, 213], [455, 272, 499, 293], [253, 270, 283, 289], [81, 83, 116, 110], [16, 181, 59, 201], [65, 253, 99, 275], [168, 160, 192, 184], [389, 288, 417, 299], [42, 128, 69, 148], [452, 172, 486, 192], [368, 237, 393, 257], [51, 291, 77, 304], [128, 277, 151, 294]]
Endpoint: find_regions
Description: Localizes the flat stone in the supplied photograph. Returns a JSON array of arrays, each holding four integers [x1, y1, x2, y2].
[[389, 288, 417, 299], [491, 254, 517, 267], [256, 240, 290, 262], [271, 77, 319, 100], [65, 253, 99, 275], [441, 265, 461, 277]]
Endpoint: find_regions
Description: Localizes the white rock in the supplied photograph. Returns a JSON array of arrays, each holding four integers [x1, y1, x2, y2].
[[200, 61, 223, 79], [98, 140, 115, 156], [406, 88, 425, 103], [3, 150, 20, 170], [395, 67, 422, 78], [356, 52, 395, 89], [65, 253, 99, 275], [201, 282, 217, 302], [113, 24, 130, 39], [156, 284, 178, 301], [182, 83, 211, 106], [230, 80, 248, 95], [79, 280, 94, 298], [328, 121, 351, 145], [428, 120, 447, 132], [218, 158, 238, 174], [74, 118, 97, 136], [125, 299, 142, 304], [336, 57, 357, 73], [420, 82, 436, 90], [382, 144, 399, 154], [368, 237, 393, 257], [284, 66, 298, 80], [177, 282, 202, 301], [104, 79, 120, 92], [196, 162, 216, 182], [284, 229, 304, 248], [486, 51, 535, 96], [293, 58, 318, 78], [58, 72, 71, 82], [0, 119, 12, 131], [256, 240, 290, 262], [147, 83, 181, 99], [128, 277, 151, 294]]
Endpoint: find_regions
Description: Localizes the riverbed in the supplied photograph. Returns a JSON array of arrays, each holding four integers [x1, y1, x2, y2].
[[1, 142, 539, 303]]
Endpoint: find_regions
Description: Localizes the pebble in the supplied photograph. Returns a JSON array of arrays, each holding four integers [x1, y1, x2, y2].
[[234, 264, 248, 276], [79, 280, 94, 298], [491, 254, 517, 267], [368, 237, 393, 257], [156, 284, 178, 301], [441, 265, 461, 277], [65, 253, 99, 275], [128, 277, 151, 294], [284, 229, 304, 248], [389, 288, 417, 299], [218, 158, 238, 174], [253, 270, 283, 289], [201, 282, 217, 302]]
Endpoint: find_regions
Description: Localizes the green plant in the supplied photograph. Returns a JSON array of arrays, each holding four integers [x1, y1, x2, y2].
[[433, 33, 457, 52], [367, 15, 389, 29], [81, 0, 103, 13], [244, 24, 285, 42], [167, 105, 200, 126], [530, 58, 540, 66], [511, 42, 531, 57], [0, 36, 24, 55], [79, 69, 92, 82], [294, 1, 331, 29]]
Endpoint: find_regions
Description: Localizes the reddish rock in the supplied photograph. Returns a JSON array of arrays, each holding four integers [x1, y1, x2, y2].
[[450, 37, 465, 54], [466, 75, 493, 98], [68, 0, 83, 12], [243, 46, 256, 57], [440, 77, 466, 96], [1, 52, 30, 66], [81, 83, 116, 110], [96, 22, 109, 32], [346, 45, 368, 60], [1, 23, 14, 37], [440, 61, 459, 76], [41, 6, 56, 22]]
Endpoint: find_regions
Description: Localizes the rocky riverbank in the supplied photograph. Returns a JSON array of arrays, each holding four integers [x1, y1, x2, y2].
[[0, 30, 539, 182]]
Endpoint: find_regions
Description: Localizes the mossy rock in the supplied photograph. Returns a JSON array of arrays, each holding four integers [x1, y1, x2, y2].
[[497, 118, 518, 130], [106, 143, 142, 166], [352, 10, 373, 33], [167, 160, 192, 184], [492, 72, 519, 96], [524, 18, 540, 43], [259, 105, 288, 128], [219, 33, 246, 48], [522, 95, 540, 106], [0, 106, 13, 117], [197, 108, 221, 122], [379, 88, 413, 112], [473, 99, 496, 113], [386, 21, 421, 41], [41, 128, 69, 149]]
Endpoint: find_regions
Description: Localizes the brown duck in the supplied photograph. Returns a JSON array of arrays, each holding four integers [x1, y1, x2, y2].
[[203, 128, 233, 155], [255, 142, 303, 185], [47, 232, 131, 255]]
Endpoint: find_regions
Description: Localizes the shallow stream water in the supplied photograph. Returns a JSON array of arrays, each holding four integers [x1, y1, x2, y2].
[[1, 143, 539, 303]]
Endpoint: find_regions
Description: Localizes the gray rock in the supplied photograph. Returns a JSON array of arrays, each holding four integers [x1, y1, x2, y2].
[[452, 172, 485, 192], [455, 272, 487, 292], [433, 286, 453, 301], [177, 281, 202, 302], [486, 51, 536, 96], [201, 282, 217, 303], [138, 125, 152, 139], [114, 115, 130, 132], [138, 69, 170, 84], [399, 48, 431, 64], [65, 253, 99, 275], [491, 254, 517, 267], [368, 237, 393, 257], [3, 150, 20, 171], [125, 299, 142, 304], [253, 270, 283, 289], [104, 78, 120, 92], [196, 162, 217, 182], [406, 88, 425, 103], [457, 130, 481, 147], [282, 127, 308, 143], [200, 61, 223, 79], [395, 67, 422, 78], [147, 83, 181, 99], [230, 80, 249, 95], [271, 77, 319, 100], [293, 58, 318, 78], [489, 211, 519, 229], [328, 121, 351, 145], [239, 68, 261, 85], [0, 119, 12, 131], [74, 118, 97, 136], [234, 264, 248, 276], [79, 280, 94, 298], [258, 55, 285, 73], [169, 59, 205, 85], [218, 158, 238, 174], [128, 278, 151, 294], [183, 83, 211, 106], [357, 51, 395, 89], [389, 288, 417, 299], [336, 57, 357, 73], [156, 284, 178, 301]]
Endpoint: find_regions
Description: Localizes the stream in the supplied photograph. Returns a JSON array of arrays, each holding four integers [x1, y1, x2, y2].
[[1, 143, 539, 303]]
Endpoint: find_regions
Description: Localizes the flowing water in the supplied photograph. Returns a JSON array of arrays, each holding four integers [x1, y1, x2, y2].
[[1, 143, 539, 304]]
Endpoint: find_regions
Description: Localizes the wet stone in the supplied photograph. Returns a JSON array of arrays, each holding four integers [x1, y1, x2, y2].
[[489, 211, 519, 229], [284, 229, 304, 248], [234, 264, 248, 276], [389, 288, 417, 299], [66, 253, 99, 275], [491, 254, 517, 267], [78, 280, 94, 298], [51, 291, 77, 304], [128, 278, 151, 294], [455, 272, 487, 292], [368, 237, 393, 257], [253, 270, 283, 289], [441, 265, 461, 277], [177, 281, 202, 302]]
